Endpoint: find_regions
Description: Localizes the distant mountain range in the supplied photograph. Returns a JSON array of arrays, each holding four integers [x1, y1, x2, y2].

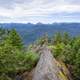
[[0, 23, 80, 45]]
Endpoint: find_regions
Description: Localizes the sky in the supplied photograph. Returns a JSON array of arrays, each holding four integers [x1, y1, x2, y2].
[[0, 0, 80, 23]]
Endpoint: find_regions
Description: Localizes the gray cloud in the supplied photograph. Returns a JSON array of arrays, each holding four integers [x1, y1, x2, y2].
[[0, 0, 80, 9], [0, 0, 14, 9], [0, 0, 32, 9], [67, 0, 80, 5], [0, 0, 80, 23]]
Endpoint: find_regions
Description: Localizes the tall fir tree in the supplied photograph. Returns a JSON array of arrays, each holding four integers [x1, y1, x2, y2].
[[5, 29, 23, 49]]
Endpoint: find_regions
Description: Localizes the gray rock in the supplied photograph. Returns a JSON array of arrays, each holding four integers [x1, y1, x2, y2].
[[32, 46, 61, 80]]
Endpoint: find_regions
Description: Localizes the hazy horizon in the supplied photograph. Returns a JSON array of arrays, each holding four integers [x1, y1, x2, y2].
[[0, 22, 80, 24]]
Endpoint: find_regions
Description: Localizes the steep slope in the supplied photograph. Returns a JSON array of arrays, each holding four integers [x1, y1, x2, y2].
[[32, 46, 72, 80]]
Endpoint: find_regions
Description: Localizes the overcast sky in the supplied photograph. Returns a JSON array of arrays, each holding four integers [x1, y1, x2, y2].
[[0, 0, 80, 23]]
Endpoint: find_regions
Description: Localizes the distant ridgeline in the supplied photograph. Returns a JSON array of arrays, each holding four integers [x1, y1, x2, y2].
[[0, 23, 80, 45]]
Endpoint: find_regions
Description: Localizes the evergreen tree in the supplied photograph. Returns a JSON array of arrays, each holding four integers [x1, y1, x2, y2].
[[63, 32, 70, 45], [5, 29, 23, 50], [0, 28, 7, 42], [37, 33, 48, 46], [53, 32, 62, 44]]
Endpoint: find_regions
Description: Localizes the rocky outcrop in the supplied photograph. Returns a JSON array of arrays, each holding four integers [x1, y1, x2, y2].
[[22, 46, 72, 80], [22, 69, 34, 80], [32, 46, 71, 80]]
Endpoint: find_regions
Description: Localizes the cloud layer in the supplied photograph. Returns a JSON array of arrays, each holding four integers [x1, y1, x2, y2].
[[0, 0, 80, 23]]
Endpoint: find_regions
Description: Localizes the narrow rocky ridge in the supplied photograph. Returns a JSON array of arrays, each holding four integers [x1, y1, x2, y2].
[[22, 46, 72, 80], [32, 46, 71, 80]]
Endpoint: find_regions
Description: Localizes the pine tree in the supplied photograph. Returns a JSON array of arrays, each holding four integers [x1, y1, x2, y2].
[[63, 32, 70, 45], [5, 29, 23, 50], [53, 32, 62, 45]]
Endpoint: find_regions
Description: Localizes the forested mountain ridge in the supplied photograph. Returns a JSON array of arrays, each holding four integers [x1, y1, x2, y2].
[[0, 28, 80, 80], [0, 23, 80, 45]]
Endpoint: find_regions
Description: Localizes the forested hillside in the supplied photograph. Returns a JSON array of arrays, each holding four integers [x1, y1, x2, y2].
[[0, 23, 80, 45], [0, 28, 80, 80]]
